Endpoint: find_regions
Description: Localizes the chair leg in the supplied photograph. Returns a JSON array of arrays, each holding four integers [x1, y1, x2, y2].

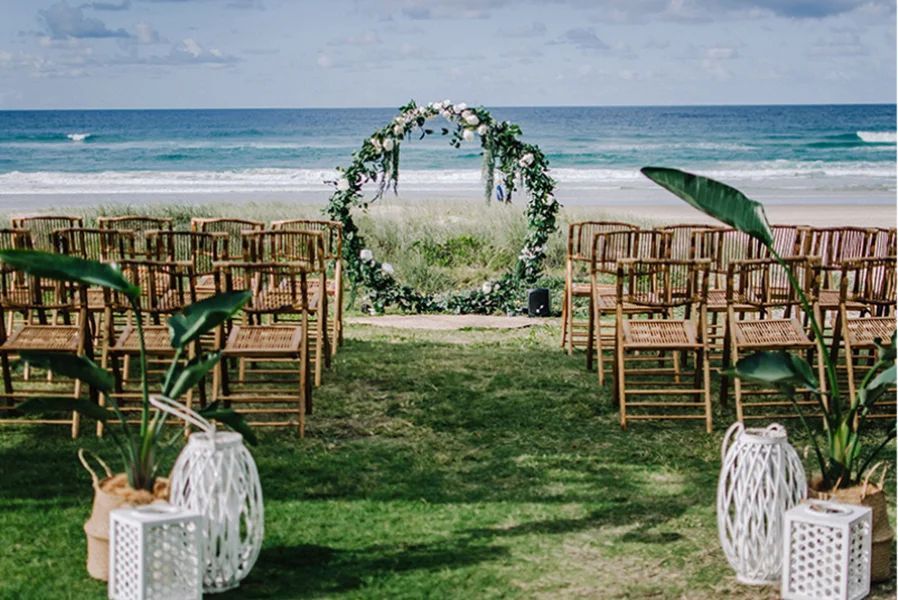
[[733, 345, 744, 422], [560, 282, 569, 350], [616, 343, 627, 429], [586, 291, 595, 371], [71, 378, 81, 439], [702, 348, 712, 433], [719, 319, 732, 408]]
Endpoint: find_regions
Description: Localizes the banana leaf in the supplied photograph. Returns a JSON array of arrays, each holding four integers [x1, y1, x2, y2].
[[20, 351, 114, 393], [168, 290, 251, 349], [0, 250, 139, 299]]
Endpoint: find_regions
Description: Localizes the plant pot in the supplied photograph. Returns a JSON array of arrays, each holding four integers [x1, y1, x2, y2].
[[808, 470, 894, 583], [79, 451, 169, 581]]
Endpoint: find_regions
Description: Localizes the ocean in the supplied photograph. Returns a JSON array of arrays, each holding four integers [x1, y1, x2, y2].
[[0, 104, 894, 204]]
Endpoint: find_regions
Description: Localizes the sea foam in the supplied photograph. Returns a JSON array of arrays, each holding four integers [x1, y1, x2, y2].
[[857, 131, 896, 143], [66, 132, 92, 142]]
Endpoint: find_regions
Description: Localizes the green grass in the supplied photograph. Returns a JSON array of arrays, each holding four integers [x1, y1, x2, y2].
[[0, 322, 894, 599]]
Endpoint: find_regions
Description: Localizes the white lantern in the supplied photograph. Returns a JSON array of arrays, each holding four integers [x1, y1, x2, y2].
[[108, 503, 203, 600], [151, 396, 264, 594], [716, 422, 806, 584], [782, 500, 872, 600]]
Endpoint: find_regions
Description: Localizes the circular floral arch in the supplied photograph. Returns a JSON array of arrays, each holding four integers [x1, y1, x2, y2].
[[325, 100, 558, 314]]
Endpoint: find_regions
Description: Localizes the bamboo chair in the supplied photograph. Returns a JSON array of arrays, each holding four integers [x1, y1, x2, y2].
[[562, 221, 639, 354], [271, 219, 344, 351], [11, 215, 83, 252], [662, 224, 724, 261], [720, 257, 825, 421], [830, 257, 896, 419], [808, 226, 876, 320], [99, 260, 198, 435], [97, 216, 173, 258], [0, 229, 34, 332], [211, 261, 312, 437], [613, 258, 712, 432], [146, 230, 228, 298], [0, 263, 91, 438], [587, 229, 671, 383], [871, 227, 897, 258], [241, 230, 330, 386], [191, 217, 264, 260]]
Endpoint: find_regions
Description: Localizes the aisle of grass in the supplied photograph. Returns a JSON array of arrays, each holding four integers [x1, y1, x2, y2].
[[0, 322, 894, 599]]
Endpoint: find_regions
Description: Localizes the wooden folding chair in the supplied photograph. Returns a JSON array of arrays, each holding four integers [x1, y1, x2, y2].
[[191, 217, 264, 260], [11, 215, 83, 252], [0, 261, 91, 438], [241, 230, 330, 385], [211, 261, 312, 437], [271, 219, 344, 351], [562, 221, 639, 354], [97, 216, 173, 258], [99, 260, 198, 435], [613, 258, 712, 432], [830, 257, 896, 419], [721, 257, 825, 421], [871, 227, 896, 258], [587, 229, 671, 384], [809, 226, 876, 323], [145, 230, 228, 299]]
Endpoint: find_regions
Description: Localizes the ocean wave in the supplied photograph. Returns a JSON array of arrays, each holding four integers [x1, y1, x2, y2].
[[0, 162, 893, 195], [857, 131, 896, 143], [66, 133, 92, 142]]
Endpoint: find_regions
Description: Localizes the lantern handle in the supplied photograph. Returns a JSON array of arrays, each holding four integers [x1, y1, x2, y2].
[[149, 395, 215, 435], [721, 422, 744, 463]]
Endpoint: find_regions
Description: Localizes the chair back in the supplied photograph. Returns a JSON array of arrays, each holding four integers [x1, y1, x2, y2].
[[11, 215, 83, 252], [97, 216, 173, 257], [53, 228, 136, 262], [871, 228, 897, 258], [116, 260, 196, 316], [569, 221, 638, 262], [146, 230, 228, 276], [270, 219, 343, 261], [616, 258, 710, 309], [727, 257, 819, 312], [192, 218, 264, 258], [840, 257, 896, 316], [692, 228, 754, 289], [214, 261, 310, 316], [241, 230, 326, 271], [809, 227, 874, 270], [761, 225, 811, 258], [662, 224, 722, 261]]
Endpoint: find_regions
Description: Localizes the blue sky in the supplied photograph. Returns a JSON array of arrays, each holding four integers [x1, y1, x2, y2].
[[0, 0, 894, 109]]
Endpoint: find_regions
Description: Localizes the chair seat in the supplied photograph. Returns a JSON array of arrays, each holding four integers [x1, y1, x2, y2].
[[845, 317, 896, 347], [2, 325, 81, 351], [595, 294, 662, 314], [733, 318, 812, 347], [818, 289, 867, 311], [571, 282, 613, 297], [223, 325, 304, 357], [111, 326, 173, 353], [308, 279, 338, 295], [621, 319, 699, 349], [256, 288, 322, 312]]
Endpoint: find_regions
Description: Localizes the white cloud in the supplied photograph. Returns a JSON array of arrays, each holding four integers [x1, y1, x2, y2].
[[40, 1, 130, 39]]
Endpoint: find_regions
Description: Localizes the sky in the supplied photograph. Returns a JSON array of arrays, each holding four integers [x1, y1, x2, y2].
[[0, 0, 895, 109]]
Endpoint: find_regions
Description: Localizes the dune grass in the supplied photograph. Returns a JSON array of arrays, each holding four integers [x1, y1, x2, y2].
[[0, 322, 894, 599]]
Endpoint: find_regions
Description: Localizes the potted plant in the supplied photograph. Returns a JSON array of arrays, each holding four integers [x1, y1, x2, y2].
[[0, 249, 255, 580], [641, 167, 896, 581]]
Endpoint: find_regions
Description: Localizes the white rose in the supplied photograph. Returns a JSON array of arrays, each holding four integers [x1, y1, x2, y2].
[[369, 137, 382, 153], [494, 283, 500, 291], [481, 282, 493, 294], [381, 262, 394, 274], [393, 124, 404, 136], [360, 249, 373, 261], [383, 137, 395, 152], [518, 153, 534, 167], [462, 129, 474, 142], [477, 124, 488, 136], [455, 102, 467, 112], [336, 177, 350, 191], [440, 110, 451, 120], [464, 113, 480, 126], [443, 98, 451, 106]]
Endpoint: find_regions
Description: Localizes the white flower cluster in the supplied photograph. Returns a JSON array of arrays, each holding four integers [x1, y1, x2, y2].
[[381, 262, 394, 275], [518, 245, 544, 261], [360, 248, 373, 261], [481, 281, 501, 295], [518, 153, 535, 168]]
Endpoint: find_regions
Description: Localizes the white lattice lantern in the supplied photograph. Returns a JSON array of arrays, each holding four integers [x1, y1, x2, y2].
[[152, 396, 264, 594], [108, 503, 203, 600], [782, 500, 872, 600], [717, 422, 806, 584]]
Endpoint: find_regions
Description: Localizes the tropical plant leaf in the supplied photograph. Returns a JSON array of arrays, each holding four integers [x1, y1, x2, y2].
[[198, 402, 258, 445], [168, 290, 251, 349], [873, 332, 896, 363], [640, 167, 774, 246], [0, 250, 138, 298], [726, 350, 819, 392], [20, 351, 114, 393], [17, 396, 113, 422], [162, 352, 221, 400]]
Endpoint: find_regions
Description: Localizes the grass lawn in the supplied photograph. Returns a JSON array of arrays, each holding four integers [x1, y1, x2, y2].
[[0, 321, 894, 599]]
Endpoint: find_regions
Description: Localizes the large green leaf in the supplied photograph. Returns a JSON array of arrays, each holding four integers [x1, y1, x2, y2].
[[640, 167, 774, 246], [0, 250, 139, 299], [17, 396, 114, 422], [20, 351, 115, 393], [162, 352, 221, 400], [727, 351, 819, 392], [168, 290, 251, 349], [198, 402, 258, 445]]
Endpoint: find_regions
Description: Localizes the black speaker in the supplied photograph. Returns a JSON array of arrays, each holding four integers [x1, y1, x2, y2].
[[528, 288, 550, 317]]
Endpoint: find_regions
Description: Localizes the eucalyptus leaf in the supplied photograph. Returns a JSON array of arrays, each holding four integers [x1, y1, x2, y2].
[[20, 351, 114, 393], [640, 167, 774, 246], [168, 290, 251, 349], [17, 396, 113, 422], [0, 249, 138, 298]]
